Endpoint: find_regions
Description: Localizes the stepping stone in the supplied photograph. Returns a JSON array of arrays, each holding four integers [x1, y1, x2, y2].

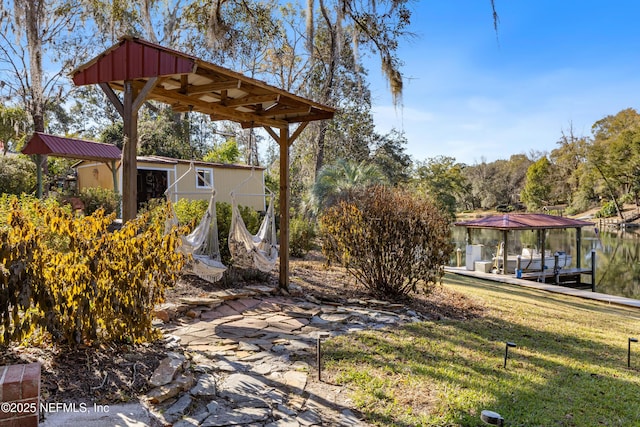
[[266, 418, 300, 427], [244, 284, 277, 294], [320, 313, 351, 323], [226, 298, 251, 313], [268, 319, 308, 332], [309, 315, 329, 325], [235, 297, 263, 310], [219, 373, 271, 407], [191, 373, 218, 397], [187, 343, 238, 355], [201, 406, 270, 426], [297, 409, 322, 426], [217, 317, 269, 338], [179, 296, 223, 307], [163, 394, 193, 423], [147, 373, 195, 404], [365, 299, 390, 306], [237, 341, 261, 351], [201, 305, 241, 321], [283, 370, 307, 394], [210, 289, 255, 300], [149, 352, 186, 387], [214, 359, 249, 372]]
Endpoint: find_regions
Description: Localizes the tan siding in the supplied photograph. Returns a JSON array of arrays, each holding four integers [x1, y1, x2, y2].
[[76, 159, 266, 212], [77, 163, 115, 190], [215, 168, 266, 211]]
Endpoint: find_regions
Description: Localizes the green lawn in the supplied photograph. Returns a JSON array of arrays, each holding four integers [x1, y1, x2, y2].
[[323, 274, 640, 426]]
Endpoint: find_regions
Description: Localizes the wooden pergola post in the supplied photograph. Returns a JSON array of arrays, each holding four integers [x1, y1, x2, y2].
[[100, 78, 158, 221], [122, 80, 138, 221], [279, 127, 290, 290]]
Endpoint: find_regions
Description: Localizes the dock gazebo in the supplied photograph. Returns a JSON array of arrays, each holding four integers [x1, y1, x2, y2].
[[70, 37, 335, 289], [455, 213, 594, 279]]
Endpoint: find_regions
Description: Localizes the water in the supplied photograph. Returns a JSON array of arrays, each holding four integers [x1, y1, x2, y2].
[[450, 225, 640, 299]]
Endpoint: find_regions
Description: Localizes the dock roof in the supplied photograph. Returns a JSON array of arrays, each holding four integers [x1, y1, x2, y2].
[[455, 213, 593, 230]]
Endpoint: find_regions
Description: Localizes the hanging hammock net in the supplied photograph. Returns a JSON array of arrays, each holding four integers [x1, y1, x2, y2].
[[228, 194, 278, 272], [166, 192, 227, 283]]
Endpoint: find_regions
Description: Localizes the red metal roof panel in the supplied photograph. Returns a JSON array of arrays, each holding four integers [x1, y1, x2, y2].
[[71, 38, 196, 85], [21, 132, 121, 162]]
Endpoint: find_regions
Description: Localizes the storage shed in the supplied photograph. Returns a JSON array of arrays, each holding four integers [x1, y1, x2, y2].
[[75, 155, 266, 211]]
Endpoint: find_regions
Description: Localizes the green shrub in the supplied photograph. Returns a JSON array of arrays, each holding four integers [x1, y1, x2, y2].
[[0, 196, 184, 346], [0, 155, 36, 195], [78, 187, 121, 215], [290, 216, 316, 258], [320, 186, 452, 299], [595, 200, 618, 218]]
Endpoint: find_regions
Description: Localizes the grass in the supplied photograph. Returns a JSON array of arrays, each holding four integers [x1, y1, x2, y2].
[[322, 274, 640, 426]]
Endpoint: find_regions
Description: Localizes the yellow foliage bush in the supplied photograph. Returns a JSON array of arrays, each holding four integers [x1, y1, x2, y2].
[[0, 196, 185, 346]]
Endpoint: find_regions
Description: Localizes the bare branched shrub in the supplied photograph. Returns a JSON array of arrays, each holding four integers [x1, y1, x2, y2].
[[320, 186, 453, 299]]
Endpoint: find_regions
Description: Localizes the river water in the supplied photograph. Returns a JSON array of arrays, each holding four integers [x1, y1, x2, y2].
[[450, 225, 640, 299]]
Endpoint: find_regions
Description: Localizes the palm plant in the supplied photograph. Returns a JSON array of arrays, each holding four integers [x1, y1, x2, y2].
[[310, 158, 387, 215]]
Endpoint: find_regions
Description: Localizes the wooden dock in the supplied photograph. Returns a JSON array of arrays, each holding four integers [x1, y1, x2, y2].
[[519, 267, 594, 289], [444, 267, 640, 309]]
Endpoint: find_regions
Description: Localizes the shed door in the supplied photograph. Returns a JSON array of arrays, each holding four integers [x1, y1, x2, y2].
[[137, 169, 168, 209]]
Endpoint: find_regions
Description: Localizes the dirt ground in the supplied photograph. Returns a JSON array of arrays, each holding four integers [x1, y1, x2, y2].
[[0, 252, 484, 409]]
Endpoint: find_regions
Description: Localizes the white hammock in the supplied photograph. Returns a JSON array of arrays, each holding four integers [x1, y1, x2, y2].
[[228, 193, 278, 273], [164, 165, 226, 282]]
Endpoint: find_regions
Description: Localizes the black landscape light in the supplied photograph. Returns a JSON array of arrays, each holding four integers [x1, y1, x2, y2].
[[628, 337, 638, 368], [480, 409, 504, 426], [504, 342, 516, 368], [317, 332, 331, 381]]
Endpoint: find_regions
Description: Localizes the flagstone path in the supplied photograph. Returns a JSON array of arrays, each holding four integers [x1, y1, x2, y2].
[[144, 284, 428, 426]]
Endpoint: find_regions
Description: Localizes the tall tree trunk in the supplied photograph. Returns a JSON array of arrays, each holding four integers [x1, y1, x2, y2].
[[313, 0, 337, 180], [21, 0, 48, 195]]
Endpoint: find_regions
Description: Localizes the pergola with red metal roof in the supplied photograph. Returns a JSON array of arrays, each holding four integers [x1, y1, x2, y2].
[[70, 36, 336, 289], [455, 213, 594, 275], [21, 132, 122, 196]]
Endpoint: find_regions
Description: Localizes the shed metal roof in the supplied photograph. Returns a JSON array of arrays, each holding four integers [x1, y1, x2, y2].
[[21, 132, 122, 162], [70, 37, 335, 129], [455, 213, 593, 230]]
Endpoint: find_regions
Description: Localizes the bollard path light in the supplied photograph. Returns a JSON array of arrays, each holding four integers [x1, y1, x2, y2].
[[628, 337, 638, 368], [316, 332, 331, 381], [503, 342, 516, 368]]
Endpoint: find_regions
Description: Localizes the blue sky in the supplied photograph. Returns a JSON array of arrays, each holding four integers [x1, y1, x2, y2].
[[369, 1, 640, 165]]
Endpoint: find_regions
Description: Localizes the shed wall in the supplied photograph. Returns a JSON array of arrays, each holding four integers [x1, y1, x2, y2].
[[76, 161, 266, 212]]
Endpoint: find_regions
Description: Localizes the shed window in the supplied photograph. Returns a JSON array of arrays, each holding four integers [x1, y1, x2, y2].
[[196, 168, 213, 189]]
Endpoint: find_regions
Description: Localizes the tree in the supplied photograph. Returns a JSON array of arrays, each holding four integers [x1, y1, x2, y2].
[[0, 155, 36, 194], [0, 0, 87, 195], [203, 138, 242, 164], [0, 105, 29, 154], [413, 156, 468, 217], [580, 109, 640, 219], [311, 158, 386, 214], [370, 129, 412, 186], [521, 157, 552, 211], [550, 125, 589, 209]]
